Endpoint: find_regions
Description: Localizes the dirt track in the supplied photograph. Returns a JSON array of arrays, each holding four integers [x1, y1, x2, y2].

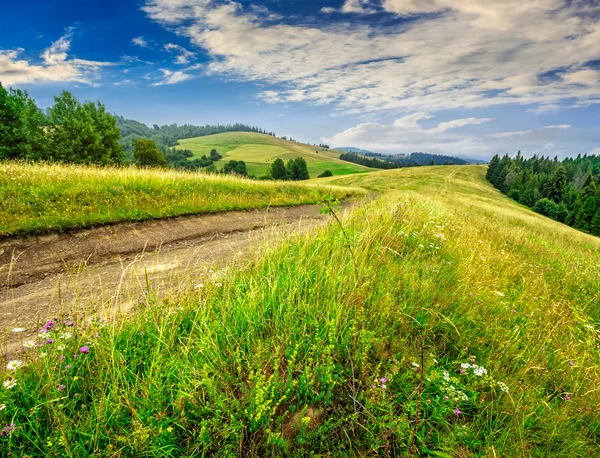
[[0, 204, 339, 357]]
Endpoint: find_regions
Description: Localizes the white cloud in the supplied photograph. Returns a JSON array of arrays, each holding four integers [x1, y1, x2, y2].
[[152, 64, 201, 86], [0, 33, 112, 86], [589, 147, 600, 155], [164, 43, 196, 64], [132, 36, 149, 47], [140, 0, 600, 114], [323, 113, 492, 156], [488, 125, 570, 139]]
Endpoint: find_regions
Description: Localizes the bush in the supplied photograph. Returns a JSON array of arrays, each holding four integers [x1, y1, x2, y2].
[[318, 170, 333, 178], [507, 189, 520, 202], [533, 198, 558, 219]]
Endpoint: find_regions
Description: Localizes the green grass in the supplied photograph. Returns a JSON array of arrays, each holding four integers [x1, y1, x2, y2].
[[0, 161, 362, 237], [2, 165, 600, 456], [176, 132, 371, 177]]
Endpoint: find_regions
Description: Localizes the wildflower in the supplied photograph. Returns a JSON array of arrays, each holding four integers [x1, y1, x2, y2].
[[73, 354, 79, 359], [411, 362, 420, 368], [6, 360, 23, 371], [39, 331, 49, 339], [0, 404, 5, 410], [57, 345, 65, 351], [379, 377, 388, 383], [73, 376, 79, 381], [564, 393, 571, 401], [454, 407, 462, 416], [3, 379, 17, 389], [568, 360, 574, 367], [59, 332, 72, 340], [0, 423, 16, 437], [443, 371, 450, 381], [444, 396, 449, 400], [23, 340, 36, 349], [39, 352, 48, 358], [472, 365, 487, 377], [59, 355, 65, 360], [65, 364, 72, 370], [11, 327, 26, 333], [57, 384, 66, 391], [460, 368, 466, 374], [46, 338, 54, 344], [79, 346, 90, 354], [460, 363, 471, 369], [44, 319, 56, 331], [497, 382, 509, 393], [166, 426, 173, 433], [381, 384, 387, 390]]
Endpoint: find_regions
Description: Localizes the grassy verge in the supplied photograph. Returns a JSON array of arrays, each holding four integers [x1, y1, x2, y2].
[[1, 166, 599, 456], [0, 161, 362, 238]]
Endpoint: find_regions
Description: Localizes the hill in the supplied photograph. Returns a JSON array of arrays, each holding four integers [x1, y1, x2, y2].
[[175, 132, 371, 177], [2, 166, 599, 456]]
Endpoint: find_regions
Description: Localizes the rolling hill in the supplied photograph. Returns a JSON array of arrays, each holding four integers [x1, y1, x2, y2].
[[176, 132, 371, 177]]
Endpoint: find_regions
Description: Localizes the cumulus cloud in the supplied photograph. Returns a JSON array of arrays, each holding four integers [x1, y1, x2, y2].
[[322, 113, 492, 156], [140, 0, 600, 113], [0, 33, 112, 86], [164, 43, 196, 64]]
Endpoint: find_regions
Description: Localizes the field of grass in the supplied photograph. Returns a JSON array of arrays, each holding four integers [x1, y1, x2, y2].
[[176, 132, 371, 177], [2, 165, 600, 456], [0, 162, 361, 238]]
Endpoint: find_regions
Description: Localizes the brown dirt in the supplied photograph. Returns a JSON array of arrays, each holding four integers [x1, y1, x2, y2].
[[0, 203, 345, 357]]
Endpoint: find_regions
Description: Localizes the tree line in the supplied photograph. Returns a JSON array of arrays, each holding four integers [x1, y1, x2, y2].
[[339, 151, 468, 169], [0, 84, 123, 164], [268, 157, 310, 180], [487, 152, 600, 236]]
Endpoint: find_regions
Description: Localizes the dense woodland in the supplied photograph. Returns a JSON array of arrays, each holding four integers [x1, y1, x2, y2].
[[487, 152, 600, 236], [340, 151, 468, 169]]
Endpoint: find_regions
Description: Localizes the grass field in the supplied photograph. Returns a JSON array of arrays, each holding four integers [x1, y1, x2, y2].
[[176, 132, 371, 177], [2, 165, 600, 456], [0, 162, 361, 237]]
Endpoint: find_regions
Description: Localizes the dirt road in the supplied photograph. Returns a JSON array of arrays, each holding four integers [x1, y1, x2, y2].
[[0, 204, 339, 357]]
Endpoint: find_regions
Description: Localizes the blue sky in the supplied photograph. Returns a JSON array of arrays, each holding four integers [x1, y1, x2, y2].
[[1, 0, 600, 159]]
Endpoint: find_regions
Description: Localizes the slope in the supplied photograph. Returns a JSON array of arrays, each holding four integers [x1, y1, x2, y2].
[[2, 165, 599, 456], [176, 132, 371, 177]]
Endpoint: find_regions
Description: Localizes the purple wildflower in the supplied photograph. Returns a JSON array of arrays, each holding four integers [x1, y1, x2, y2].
[[46, 338, 54, 344], [1, 423, 16, 437], [65, 364, 72, 370], [379, 377, 388, 383], [460, 368, 466, 374], [569, 360, 574, 366], [564, 394, 571, 401], [73, 354, 79, 359], [444, 396, 449, 400], [57, 384, 66, 391], [44, 319, 56, 331], [454, 407, 462, 416], [59, 355, 65, 360], [79, 346, 90, 354], [381, 384, 387, 390]]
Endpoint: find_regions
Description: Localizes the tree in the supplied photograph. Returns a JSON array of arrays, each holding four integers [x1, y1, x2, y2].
[[0, 83, 26, 159], [269, 158, 287, 180], [590, 208, 600, 237], [545, 167, 567, 203], [286, 157, 310, 181], [133, 139, 167, 167], [223, 160, 247, 176], [573, 196, 597, 231], [533, 198, 559, 220], [10, 88, 49, 161], [318, 170, 333, 178]]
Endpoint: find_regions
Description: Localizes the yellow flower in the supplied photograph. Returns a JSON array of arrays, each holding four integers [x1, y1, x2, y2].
[[166, 426, 173, 433], [73, 376, 79, 381]]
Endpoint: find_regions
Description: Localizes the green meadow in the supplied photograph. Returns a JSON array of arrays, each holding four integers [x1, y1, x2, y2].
[[176, 132, 371, 177], [2, 165, 599, 456], [0, 161, 360, 237]]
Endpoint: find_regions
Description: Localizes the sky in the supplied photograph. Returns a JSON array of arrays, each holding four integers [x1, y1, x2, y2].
[[1, 0, 600, 160]]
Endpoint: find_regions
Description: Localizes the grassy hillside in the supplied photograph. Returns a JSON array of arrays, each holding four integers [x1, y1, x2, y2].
[[176, 132, 371, 177], [0, 162, 361, 237], [2, 166, 600, 456]]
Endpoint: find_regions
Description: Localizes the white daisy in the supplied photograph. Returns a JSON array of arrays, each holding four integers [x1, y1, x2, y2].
[[3, 379, 17, 389], [6, 360, 23, 371]]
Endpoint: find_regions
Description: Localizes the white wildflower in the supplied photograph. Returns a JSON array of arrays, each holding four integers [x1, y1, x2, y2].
[[472, 365, 487, 377], [497, 382, 509, 393], [39, 352, 48, 358], [6, 360, 23, 371], [11, 328, 26, 333], [38, 331, 49, 339], [59, 332, 72, 340], [0, 403, 5, 410], [3, 379, 17, 389], [57, 345, 65, 351], [443, 371, 450, 381], [460, 363, 471, 369], [412, 362, 420, 368], [23, 340, 36, 349]]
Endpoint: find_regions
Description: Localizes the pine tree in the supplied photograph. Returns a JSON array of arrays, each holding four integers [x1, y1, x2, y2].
[[573, 196, 597, 232], [546, 167, 567, 203], [590, 208, 600, 237]]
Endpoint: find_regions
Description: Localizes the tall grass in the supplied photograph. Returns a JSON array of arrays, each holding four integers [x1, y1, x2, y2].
[[0, 161, 360, 237], [1, 166, 599, 456]]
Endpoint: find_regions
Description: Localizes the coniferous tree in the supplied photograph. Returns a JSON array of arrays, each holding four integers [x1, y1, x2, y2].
[[269, 158, 287, 180], [545, 167, 567, 203], [590, 208, 600, 236]]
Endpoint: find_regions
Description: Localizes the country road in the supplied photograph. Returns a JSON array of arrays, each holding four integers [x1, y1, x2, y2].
[[1, 203, 350, 357]]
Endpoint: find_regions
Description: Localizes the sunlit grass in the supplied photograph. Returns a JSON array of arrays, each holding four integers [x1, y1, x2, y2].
[[1, 165, 599, 456], [0, 161, 362, 237]]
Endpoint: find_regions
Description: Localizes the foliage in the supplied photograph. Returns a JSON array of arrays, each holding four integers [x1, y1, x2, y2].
[[340, 151, 468, 169], [318, 170, 333, 178], [269, 158, 287, 180], [2, 166, 599, 456], [487, 151, 600, 235], [285, 157, 310, 180], [0, 162, 360, 237], [133, 139, 167, 168], [222, 160, 248, 176]]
